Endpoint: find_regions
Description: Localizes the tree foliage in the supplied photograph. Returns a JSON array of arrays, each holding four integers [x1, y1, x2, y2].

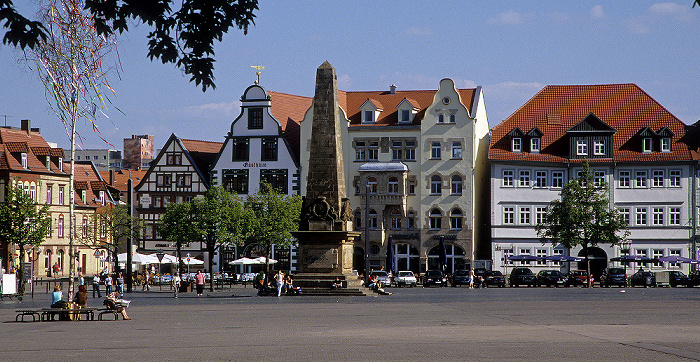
[[158, 201, 198, 275], [535, 160, 629, 286], [2, 0, 259, 91], [79, 205, 143, 274], [0, 183, 52, 294]]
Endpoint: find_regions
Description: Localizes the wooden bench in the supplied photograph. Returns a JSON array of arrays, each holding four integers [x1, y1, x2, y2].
[[15, 309, 40, 322], [97, 308, 121, 321], [40, 308, 96, 321]]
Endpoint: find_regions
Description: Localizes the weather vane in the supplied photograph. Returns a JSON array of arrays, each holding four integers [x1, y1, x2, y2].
[[251, 65, 265, 84]]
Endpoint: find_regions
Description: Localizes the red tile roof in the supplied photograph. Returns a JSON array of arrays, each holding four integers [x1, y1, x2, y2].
[[180, 138, 224, 176], [99, 170, 148, 192], [268, 91, 312, 164], [489, 84, 693, 162]]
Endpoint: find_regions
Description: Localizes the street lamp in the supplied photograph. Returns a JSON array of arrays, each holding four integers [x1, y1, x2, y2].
[[620, 240, 632, 277]]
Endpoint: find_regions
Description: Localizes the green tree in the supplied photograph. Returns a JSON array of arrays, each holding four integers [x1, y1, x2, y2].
[[535, 160, 629, 287], [191, 186, 247, 292], [0, 183, 52, 295], [158, 201, 198, 275], [78, 205, 142, 275], [244, 183, 302, 272], [2, 0, 259, 91]]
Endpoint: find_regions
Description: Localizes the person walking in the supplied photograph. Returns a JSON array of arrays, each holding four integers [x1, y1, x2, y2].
[[194, 270, 205, 296], [142, 270, 150, 291], [172, 273, 181, 298], [468, 268, 476, 289], [116, 273, 124, 294], [92, 274, 102, 298], [105, 273, 113, 295], [276, 270, 285, 297], [78, 274, 85, 287]]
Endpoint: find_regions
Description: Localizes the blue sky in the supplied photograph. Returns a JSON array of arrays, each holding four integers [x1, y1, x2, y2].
[[1, 1, 698, 150]]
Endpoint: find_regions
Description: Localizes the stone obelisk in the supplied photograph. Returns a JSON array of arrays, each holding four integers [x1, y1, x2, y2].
[[292, 62, 365, 295]]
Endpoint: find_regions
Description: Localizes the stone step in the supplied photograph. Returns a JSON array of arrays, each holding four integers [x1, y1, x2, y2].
[[297, 287, 371, 296]]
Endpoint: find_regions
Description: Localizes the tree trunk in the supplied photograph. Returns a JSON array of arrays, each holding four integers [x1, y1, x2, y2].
[[208, 235, 215, 292], [17, 247, 26, 295], [583, 242, 592, 288]]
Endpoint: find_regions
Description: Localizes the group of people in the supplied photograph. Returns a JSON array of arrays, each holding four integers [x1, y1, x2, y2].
[[255, 270, 301, 296], [91, 270, 125, 298], [366, 274, 392, 295], [50, 283, 131, 320]]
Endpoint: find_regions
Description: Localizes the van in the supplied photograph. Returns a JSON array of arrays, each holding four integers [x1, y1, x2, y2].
[[655, 270, 691, 287]]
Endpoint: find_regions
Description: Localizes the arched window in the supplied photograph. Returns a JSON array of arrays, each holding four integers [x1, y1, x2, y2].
[[368, 209, 378, 229], [450, 209, 463, 230], [430, 209, 442, 230], [451, 175, 463, 195], [431, 175, 442, 195], [390, 209, 401, 230], [387, 177, 399, 194], [44, 250, 52, 271], [367, 177, 377, 194]]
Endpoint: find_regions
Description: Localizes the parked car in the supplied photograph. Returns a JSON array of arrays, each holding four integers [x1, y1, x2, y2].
[[630, 270, 656, 287], [451, 270, 470, 287], [689, 270, 700, 287], [474, 268, 488, 278], [535, 270, 567, 287], [369, 271, 392, 288], [394, 271, 417, 287], [483, 270, 506, 287], [602, 267, 627, 287], [423, 270, 447, 287], [566, 270, 589, 287], [656, 270, 691, 287], [509, 267, 536, 287]]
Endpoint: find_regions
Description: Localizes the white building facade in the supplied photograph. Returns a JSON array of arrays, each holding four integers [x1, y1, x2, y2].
[[489, 84, 697, 279]]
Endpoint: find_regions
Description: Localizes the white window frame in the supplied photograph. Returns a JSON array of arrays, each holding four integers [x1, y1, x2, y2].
[[619, 170, 630, 188], [450, 175, 462, 195], [669, 207, 680, 225], [643, 138, 652, 153], [661, 138, 671, 152], [619, 207, 630, 225], [593, 140, 605, 155], [576, 140, 588, 155], [652, 170, 664, 188], [635, 171, 647, 188], [519, 206, 531, 225], [551, 171, 564, 188], [503, 207, 514, 225], [430, 175, 442, 195], [669, 170, 681, 187], [451, 142, 462, 159], [502, 170, 514, 187], [652, 207, 664, 226], [519, 170, 530, 187], [530, 138, 540, 153], [535, 171, 547, 188], [430, 142, 441, 159], [512, 138, 522, 152], [536, 207, 547, 224], [635, 207, 647, 225]]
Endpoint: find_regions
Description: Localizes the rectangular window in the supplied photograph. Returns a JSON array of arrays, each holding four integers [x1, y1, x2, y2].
[[364, 110, 374, 123], [519, 170, 530, 187], [260, 169, 288, 194], [58, 217, 64, 238], [643, 138, 652, 152], [451, 142, 462, 159], [248, 108, 263, 129], [594, 171, 605, 186], [551, 171, 564, 188], [635, 249, 648, 268], [46, 185, 52, 205], [176, 174, 192, 187], [512, 138, 521, 152], [636, 207, 647, 225], [519, 248, 532, 265], [661, 138, 671, 152], [153, 196, 162, 208], [400, 109, 410, 123], [530, 138, 540, 153], [391, 141, 403, 161], [157, 174, 172, 187], [404, 140, 416, 161], [635, 171, 647, 188], [535, 171, 547, 188], [355, 141, 366, 161], [21, 153, 27, 168], [223, 169, 249, 194], [536, 248, 547, 266], [669, 170, 681, 187], [669, 249, 681, 268], [652, 249, 664, 267], [367, 141, 379, 161], [593, 140, 605, 155], [503, 207, 514, 225], [536, 207, 547, 224], [503, 248, 514, 266], [82, 218, 89, 238], [519, 207, 531, 225], [552, 249, 563, 266], [232, 138, 249, 161], [619, 171, 630, 188], [408, 180, 416, 195], [652, 170, 664, 187], [652, 207, 664, 225], [669, 207, 680, 225], [502, 170, 514, 187], [431, 142, 441, 159], [619, 207, 630, 225], [576, 140, 588, 155], [261, 138, 278, 161]]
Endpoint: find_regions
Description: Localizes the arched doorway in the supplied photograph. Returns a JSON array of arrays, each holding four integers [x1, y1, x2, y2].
[[428, 244, 466, 274], [392, 243, 419, 273], [353, 246, 365, 274], [577, 247, 608, 281]]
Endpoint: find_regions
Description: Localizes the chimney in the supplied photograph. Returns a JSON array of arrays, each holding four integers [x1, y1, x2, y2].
[[21, 119, 31, 133], [109, 170, 115, 186], [389, 84, 396, 95]]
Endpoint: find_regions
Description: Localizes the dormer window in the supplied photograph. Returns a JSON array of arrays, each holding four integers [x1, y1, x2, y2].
[[46, 156, 51, 170], [593, 140, 605, 155], [530, 138, 540, 153], [438, 114, 444, 123], [512, 138, 522, 152], [400, 110, 410, 123], [661, 138, 671, 152], [363, 110, 374, 124], [81, 190, 87, 202], [576, 140, 588, 156], [58, 158, 63, 172], [449, 114, 456, 123], [100, 191, 105, 205], [21, 152, 27, 168], [643, 138, 652, 153]]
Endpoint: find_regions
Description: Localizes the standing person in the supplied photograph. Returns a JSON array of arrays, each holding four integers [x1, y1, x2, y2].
[[276, 270, 285, 297], [172, 273, 181, 298], [468, 268, 475, 289], [116, 273, 124, 294], [78, 274, 85, 287], [194, 270, 205, 296], [105, 273, 113, 295], [142, 269, 150, 291], [52, 262, 60, 277], [92, 274, 102, 298]]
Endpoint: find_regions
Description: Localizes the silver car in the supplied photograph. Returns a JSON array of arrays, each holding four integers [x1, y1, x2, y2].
[[394, 271, 417, 287]]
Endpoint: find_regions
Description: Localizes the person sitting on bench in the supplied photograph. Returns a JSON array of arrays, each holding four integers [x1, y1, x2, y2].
[[51, 285, 68, 309], [105, 291, 131, 320]]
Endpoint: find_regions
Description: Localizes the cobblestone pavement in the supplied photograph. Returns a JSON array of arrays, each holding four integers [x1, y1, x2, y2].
[[1, 285, 699, 361]]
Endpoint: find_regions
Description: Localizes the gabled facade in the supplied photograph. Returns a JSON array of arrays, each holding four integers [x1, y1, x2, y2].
[[0, 120, 114, 277], [134, 134, 222, 259], [489, 84, 696, 278], [300, 79, 490, 274]]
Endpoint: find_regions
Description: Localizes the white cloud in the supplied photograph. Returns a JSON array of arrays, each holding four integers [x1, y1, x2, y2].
[[590, 5, 605, 19], [625, 2, 695, 33], [405, 27, 433, 36], [488, 10, 534, 25]]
